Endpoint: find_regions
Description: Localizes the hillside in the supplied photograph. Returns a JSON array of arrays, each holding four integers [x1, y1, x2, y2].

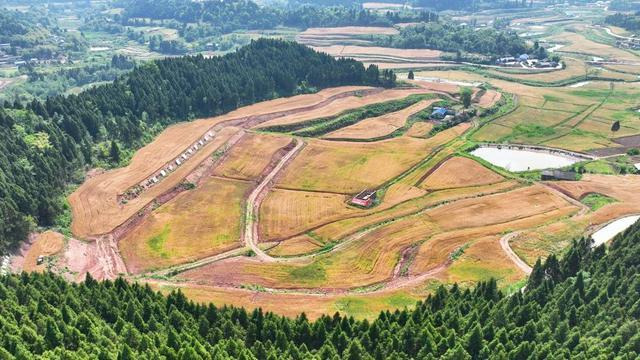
[[0, 39, 385, 252], [2, 221, 639, 358]]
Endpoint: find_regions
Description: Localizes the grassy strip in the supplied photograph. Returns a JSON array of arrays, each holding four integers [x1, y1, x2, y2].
[[261, 94, 436, 136], [323, 98, 453, 142], [581, 193, 617, 211]]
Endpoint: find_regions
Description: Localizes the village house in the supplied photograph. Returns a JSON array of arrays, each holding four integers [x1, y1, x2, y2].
[[541, 170, 578, 181], [350, 189, 377, 207]]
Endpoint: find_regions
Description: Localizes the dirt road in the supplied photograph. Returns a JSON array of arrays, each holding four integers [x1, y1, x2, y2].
[[499, 232, 532, 275], [244, 138, 305, 261]]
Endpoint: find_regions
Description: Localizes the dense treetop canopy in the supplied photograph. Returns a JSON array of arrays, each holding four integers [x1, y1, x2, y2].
[[2, 219, 640, 358]]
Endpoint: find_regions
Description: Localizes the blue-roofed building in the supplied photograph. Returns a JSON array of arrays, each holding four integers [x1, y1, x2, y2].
[[519, 54, 530, 61], [430, 107, 448, 119]]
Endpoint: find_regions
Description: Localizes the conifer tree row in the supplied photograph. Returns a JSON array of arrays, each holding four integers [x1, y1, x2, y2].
[[0, 39, 386, 251], [2, 221, 639, 358]]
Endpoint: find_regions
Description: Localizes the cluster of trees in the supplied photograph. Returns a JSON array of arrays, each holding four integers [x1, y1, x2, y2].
[[379, 22, 528, 58], [605, 12, 640, 31], [0, 39, 388, 252], [0, 56, 135, 104], [609, 0, 640, 12], [0, 8, 86, 60], [115, 0, 437, 36], [2, 219, 640, 358]]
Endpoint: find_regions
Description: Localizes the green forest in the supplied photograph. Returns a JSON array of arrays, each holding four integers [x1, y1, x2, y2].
[[379, 22, 529, 58], [605, 12, 640, 31], [118, 0, 437, 33], [2, 220, 640, 358], [0, 39, 386, 252]]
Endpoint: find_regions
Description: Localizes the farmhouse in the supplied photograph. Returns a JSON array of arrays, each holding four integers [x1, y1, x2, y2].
[[350, 189, 377, 207], [430, 107, 448, 120], [541, 170, 578, 181]]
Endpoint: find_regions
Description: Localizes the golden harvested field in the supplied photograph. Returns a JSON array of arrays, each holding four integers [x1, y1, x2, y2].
[[406, 121, 434, 137], [260, 189, 358, 241], [178, 185, 573, 292], [421, 157, 504, 190], [69, 86, 369, 238], [323, 99, 435, 139], [300, 26, 399, 36], [256, 88, 436, 129], [150, 281, 424, 320], [276, 124, 468, 193], [425, 185, 575, 231], [178, 219, 439, 290], [552, 31, 640, 61], [70, 126, 241, 238], [313, 45, 441, 60], [313, 181, 520, 242], [476, 90, 502, 108], [213, 133, 291, 180], [119, 177, 249, 273], [267, 234, 322, 257], [411, 193, 578, 276]]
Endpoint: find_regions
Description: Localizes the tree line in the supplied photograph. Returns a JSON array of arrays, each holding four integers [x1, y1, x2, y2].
[[605, 12, 640, 31], [116, 0, 438, 33], [0, 39, 387, 252], [378, 22, 529, 58], [2, 219, 640, 358]]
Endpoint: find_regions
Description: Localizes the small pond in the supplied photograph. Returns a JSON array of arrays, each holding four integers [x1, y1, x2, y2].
[[471, 146, 582, 172]]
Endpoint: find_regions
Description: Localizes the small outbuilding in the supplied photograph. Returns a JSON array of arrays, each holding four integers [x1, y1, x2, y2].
[[541, 170, 578, 181], [350, 189, 377, 207]]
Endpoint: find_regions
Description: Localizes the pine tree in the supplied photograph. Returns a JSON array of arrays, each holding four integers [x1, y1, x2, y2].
[[109, 140, 121, 163]]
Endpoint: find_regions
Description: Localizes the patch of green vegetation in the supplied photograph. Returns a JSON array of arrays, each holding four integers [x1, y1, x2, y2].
[[240, 284, 266, 292], [147, 224, 170, 259], [543, 94, 563, 103], [503, 278, 527, 295], [508, 123, 556, 139], [449, 243, 470, 261], [288, 262, 326, 284], [581, 193, 617, 211], [584, 160, 616, 175], [263, 94, 436, 137]]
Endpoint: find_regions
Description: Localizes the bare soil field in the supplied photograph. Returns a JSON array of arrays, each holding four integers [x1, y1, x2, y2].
[[119, 177, 250, 273], [11, 231, 65, 273], [322, 99, 436, 139], [421, 157, 504, 190]]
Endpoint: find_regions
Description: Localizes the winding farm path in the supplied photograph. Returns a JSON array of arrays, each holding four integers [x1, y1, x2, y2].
[[499, 232, 532, 275], [244, 138, 305, 262]]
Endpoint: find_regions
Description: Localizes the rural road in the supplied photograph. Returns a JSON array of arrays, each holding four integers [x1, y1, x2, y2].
[[499, 232, 532, 275], [244, 138, 305, 261]]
